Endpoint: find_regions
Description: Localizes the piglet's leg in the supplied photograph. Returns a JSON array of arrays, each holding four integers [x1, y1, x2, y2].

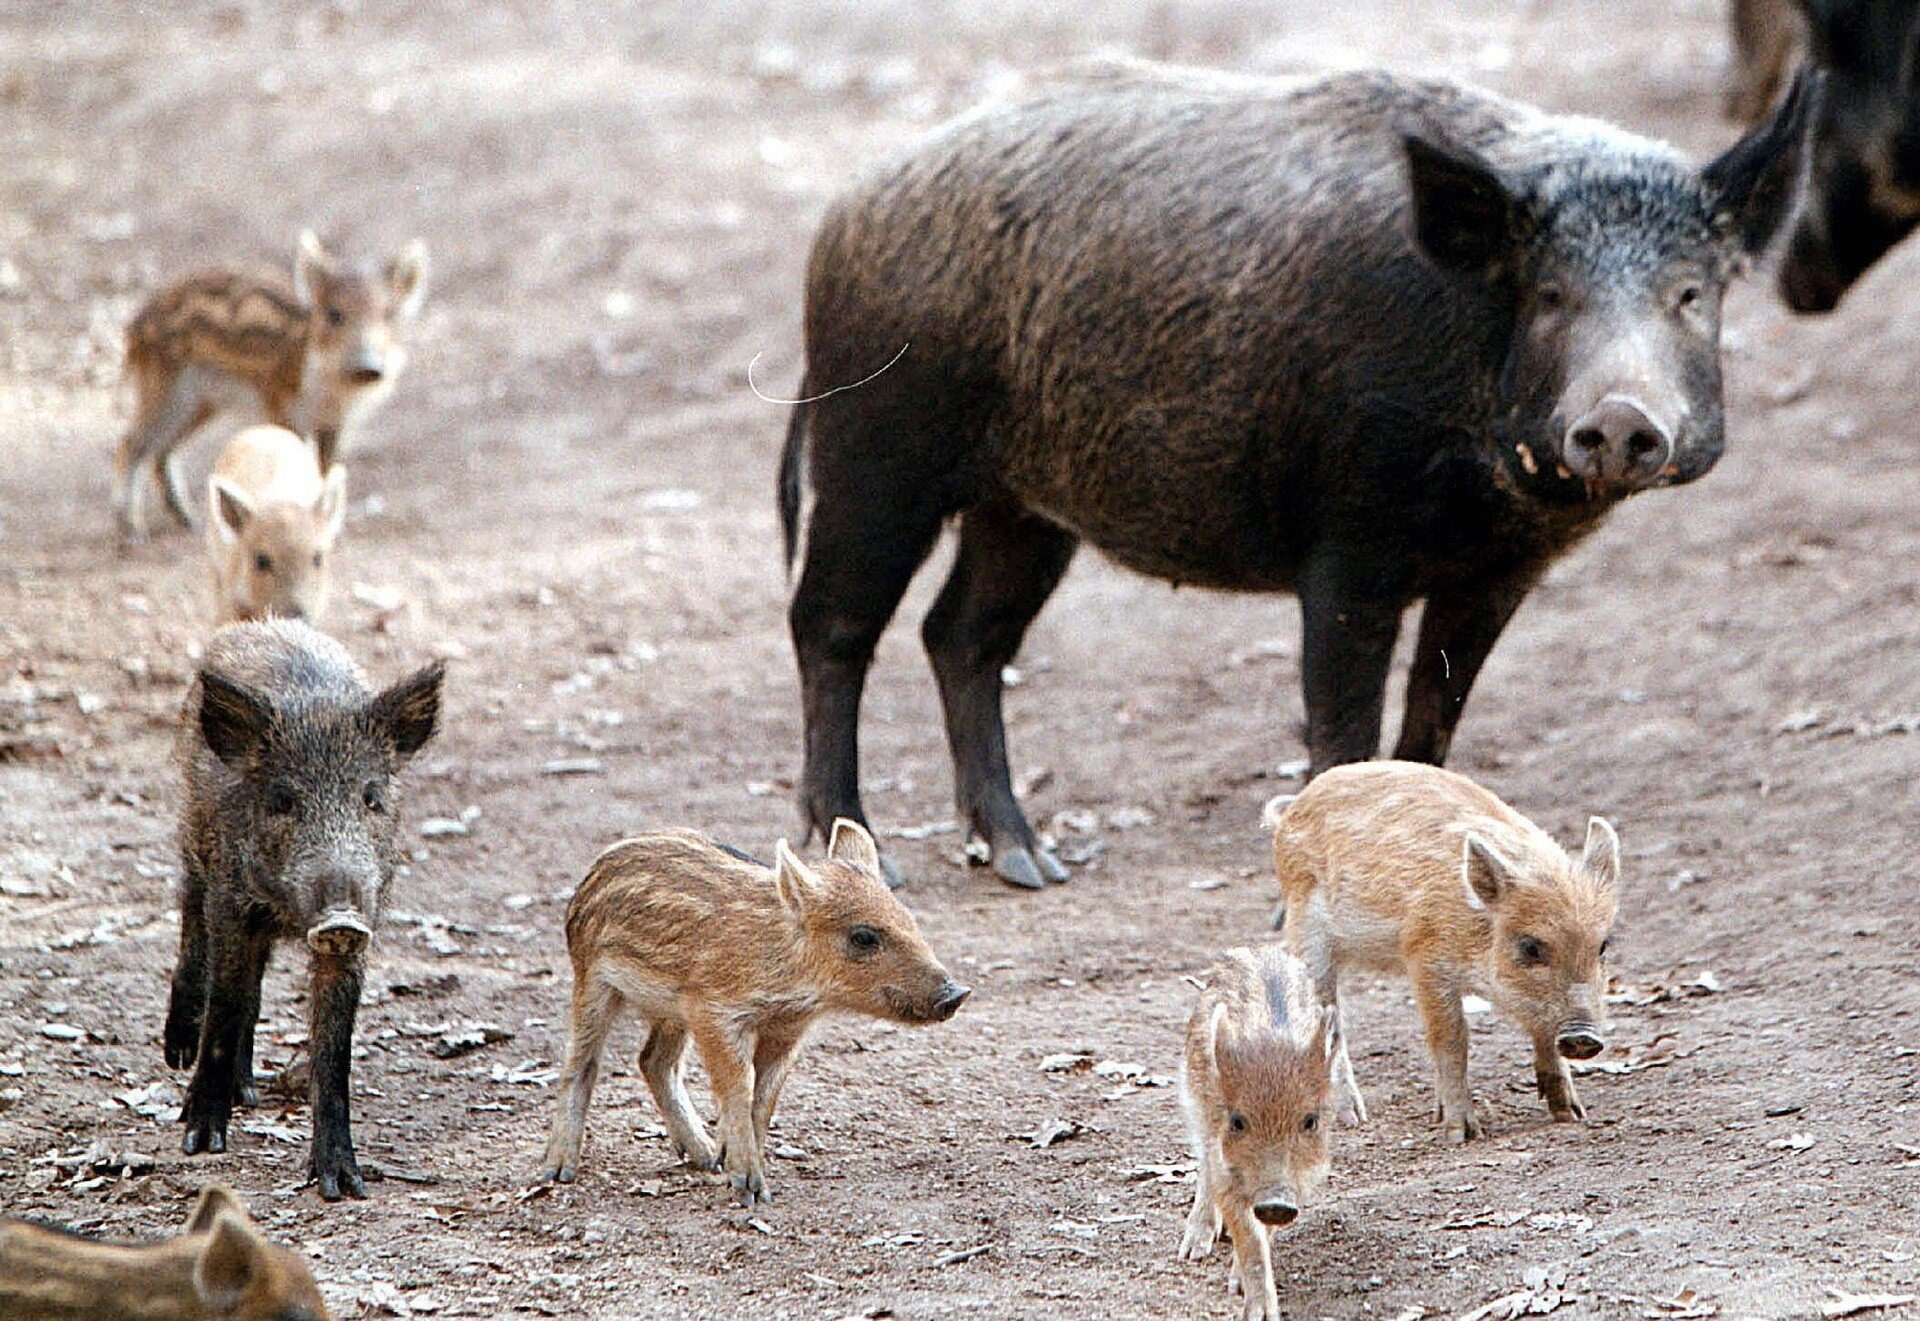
[[1222, 1203, 1281, 1321], [1178, 1151, 1222, 1261], [180, 923, 271, 1156], [750, 1022, 809, 1150], [309, 950, 367, 1201], [689, 1015, 764, 1206], [640, 1023, 717, 1170], [1532, 1032, 1585, 1122], [542, 979, 621, 1183], [1327, 991, 1368, 1127], [1412, 969, 1479, 1143]]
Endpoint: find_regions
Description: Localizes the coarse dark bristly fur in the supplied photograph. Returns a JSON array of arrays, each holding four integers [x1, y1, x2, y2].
[[1736, 0, 1920, 310], [780, 61, 1817, 890], [163, 619, 443, 1203]]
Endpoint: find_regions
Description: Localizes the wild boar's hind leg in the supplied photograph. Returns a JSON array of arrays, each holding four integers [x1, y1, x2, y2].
[[640, 1022, 718, 1169], [543, 977, 622, 1182], [749, 1020, 809, 1148], [787, 384, 962, 887], [922, 501, 1078, 889], [308, 950, 367, 1201], [156, 401, 217, 529], [1297, 550, 1408, 774], [1392, 569, 1539, 766]]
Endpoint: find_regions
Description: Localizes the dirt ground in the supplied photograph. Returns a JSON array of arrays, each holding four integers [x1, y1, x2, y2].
[[1, 1, 1917, 1317]]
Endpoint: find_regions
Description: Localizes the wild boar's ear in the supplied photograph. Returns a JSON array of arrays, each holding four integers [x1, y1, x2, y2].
[[185, 1184, 247, 1234], [293, 229, 333, 307], [316, 465, 348, 541], [1461, 833, 1517, 909], [1402, 132, 1517, 277], [1580, 816, 1622, 889], [1704, 68, 1825, 255], [387, 240, 430, 320], [200, 669, 271, 767], [1205, 1002, 1235, 1076], [370, 660, 445, 762], [774, 839, 824, 911], [209, 476, 253, 543], [827, 817, 882, 875], [192, 1211, 266, 1310]]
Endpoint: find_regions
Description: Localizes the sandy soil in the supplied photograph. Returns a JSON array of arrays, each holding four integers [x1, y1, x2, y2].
[[1, 1, 1917, 1317]]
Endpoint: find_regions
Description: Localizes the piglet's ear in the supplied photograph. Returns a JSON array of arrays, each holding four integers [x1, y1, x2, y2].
[[387, 240, 430, 320], [1404, 132, 1517, 277], [193, 1211, 267, 1311], [1704, 68, 1824, 254], [1580, 816, 1622, 889], [827, 817, 881, 875], [208, 477, 253, 545], [293, 229, 332, 306], [369, 660, 444, 762], [200, 669, 271, 767], [185, 1184, 247, 1234], [1204, 1001, 1234, 1077], [774, 839, 823, 912], [1462, 834, 1517, 909]]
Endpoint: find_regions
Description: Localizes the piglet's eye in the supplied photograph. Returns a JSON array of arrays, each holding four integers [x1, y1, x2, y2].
[[253, 552, 273, 574], [847, 925, 882, 955], [1302, 1113, 1319, 1133], [1516, 936, 1546, 966], [1227, 1113, 1248, 1134], [1598, 938, 1611, 958], [324, 306, 345, 327], [1676, 283, 1704, 311], [1536, 285, 1565, 311]]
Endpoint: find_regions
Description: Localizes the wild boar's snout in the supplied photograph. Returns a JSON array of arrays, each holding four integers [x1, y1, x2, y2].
[[1556, 1025, 1606, 1060], [1252, 1190, 1300, 1227], [347, 347, 387, 384], [307, 907, 372, 957], [1561, 395, 1674, 493], [930, 980, 971, 1021]]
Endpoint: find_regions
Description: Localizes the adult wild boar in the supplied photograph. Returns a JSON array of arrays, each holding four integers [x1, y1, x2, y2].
[[780, 63, 1817, 889], [1731, 0, 1920, 310]]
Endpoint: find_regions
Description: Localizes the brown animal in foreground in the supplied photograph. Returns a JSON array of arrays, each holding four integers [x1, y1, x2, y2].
[[116, 230, 425, 539], [0, 1184, 332, 1321], [1179, 945, 1334, 1321], [205, 425, 348, 625], [541, 820, 970, 1205], [1268, 761, 1621, 1143]]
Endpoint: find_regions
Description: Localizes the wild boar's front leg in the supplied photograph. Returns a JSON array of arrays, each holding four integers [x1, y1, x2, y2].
[[1298, 551, 1406, 774], [1532, 1032, 1586, 1122], [179, 923, 272, 1155], [1178, 1150, 1223, 1261], [688, 1015, 765, 1205], [1411, 967, 1480, 1143], [749, 1020, 809, 1148], [1393, 569, 1539, 766], [309, 950, 367, 1201], [164, 861, 211, 1069]]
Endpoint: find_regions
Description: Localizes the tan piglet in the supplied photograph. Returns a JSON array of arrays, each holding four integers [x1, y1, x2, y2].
[[541, 820, 970, 1205], [205, 424, 346, 625], [1269, 761, 1621, 1143], [0, 1185, 333, 1321]]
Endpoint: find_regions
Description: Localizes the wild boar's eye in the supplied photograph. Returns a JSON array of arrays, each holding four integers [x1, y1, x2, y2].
[[362, 782, 385, 813], [1536, 284, 1565, 311], [846, 925, 882, 956], [1516, 936, 1546, 965], [254, 551, 273, 574], [1227, 1113, 1248, 1134], [266, 785, 297, 817], [324, 306, 345, 327], [1675, 283, 1704, 312]]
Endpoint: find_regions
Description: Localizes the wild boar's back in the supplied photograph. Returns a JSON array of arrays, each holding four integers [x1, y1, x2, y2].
[[805, 66, 1679, 587]]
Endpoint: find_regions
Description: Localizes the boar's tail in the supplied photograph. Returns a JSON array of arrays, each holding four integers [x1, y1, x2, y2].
[[1260, 793, 1297, 833], [778, 398, 809, 569]]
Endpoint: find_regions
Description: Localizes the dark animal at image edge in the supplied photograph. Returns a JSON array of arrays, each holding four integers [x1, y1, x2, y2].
[[1726, 0, 1920, 310], [780, 63, 1820, 889], [163, 619, 444, 1202]]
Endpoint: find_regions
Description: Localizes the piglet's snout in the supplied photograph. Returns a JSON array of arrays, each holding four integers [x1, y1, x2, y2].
[[929, 981, 971, 1021], [1252, 1191, 1299, 1227], [307, 909, 372, 956], [1555, 1024, 1605, 1061], [1561, 395, 1674, 493], [347, 348, 389, 384]]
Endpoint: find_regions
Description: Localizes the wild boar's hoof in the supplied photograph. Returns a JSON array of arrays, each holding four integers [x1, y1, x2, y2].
[[180, 1117, 226, 1156], [163, 1010, 200, 1070], [992, 845, 1067, 890], [312, 1152, 368, 1202]]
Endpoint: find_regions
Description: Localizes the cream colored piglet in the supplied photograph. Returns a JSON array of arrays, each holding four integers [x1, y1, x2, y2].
[[204, 425, 346, 625]]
